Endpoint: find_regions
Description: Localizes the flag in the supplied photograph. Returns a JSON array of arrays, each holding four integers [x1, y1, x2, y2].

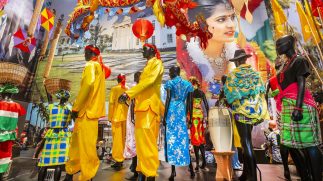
[[270, 0, 287, 37], [13, 28, 36, 54], [40, 8, 55, 31], [297, 1, 321, 43], [305, 0, 321, 43], [311, 0, 323, 17], [240, 0, 273, 49]]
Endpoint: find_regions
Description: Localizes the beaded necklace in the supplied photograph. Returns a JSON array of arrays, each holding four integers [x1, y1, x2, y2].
[[279, 54, 297, 83]]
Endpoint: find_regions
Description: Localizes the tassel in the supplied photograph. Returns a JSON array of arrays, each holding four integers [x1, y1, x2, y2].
[[153, 0, 165, 27]]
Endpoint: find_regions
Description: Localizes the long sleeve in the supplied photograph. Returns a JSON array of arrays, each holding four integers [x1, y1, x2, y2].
[[126, 58, 163, 99], [108, 87, 115, 121], [72, 62, 95, 112]]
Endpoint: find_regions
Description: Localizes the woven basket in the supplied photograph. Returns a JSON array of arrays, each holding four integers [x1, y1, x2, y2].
[[0, 62, 28, 85], [44, 78, 72, 94]]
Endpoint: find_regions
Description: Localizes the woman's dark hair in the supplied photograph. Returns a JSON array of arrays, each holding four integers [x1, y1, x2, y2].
[[188, 0, 232, 22]]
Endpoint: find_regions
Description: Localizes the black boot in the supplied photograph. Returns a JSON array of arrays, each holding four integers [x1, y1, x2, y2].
[[189, 159, 195, 179], [38, 167, 47, 181], [303, 146, 322, 181], [111, 162, 123, 170], [193, 145, 200, 172], [280, 145, 291, 180], [236, 121, 257, 181], [63, 174, 73, 181], [54, 166, 62, 181], [138, 173, 146, 181], [199, 145, 207, 170], [169, 165, 176, 180], [147, 177, 155, 181], [129, 156, 137, 173]]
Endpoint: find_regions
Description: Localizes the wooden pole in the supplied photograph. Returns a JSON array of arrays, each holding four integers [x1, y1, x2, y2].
[[40, 30, 50, 57], [43, 16, 63, 79], [28, 0, 44, 37], [299, 44, 323, 85]]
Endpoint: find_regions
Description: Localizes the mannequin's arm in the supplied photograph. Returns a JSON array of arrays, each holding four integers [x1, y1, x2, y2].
[[163, 89, 171, 126], [292, 76, 305, 121], [186, 92, 193, 124]]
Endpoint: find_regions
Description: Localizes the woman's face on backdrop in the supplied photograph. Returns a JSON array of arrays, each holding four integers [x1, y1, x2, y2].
[[206, 3, 236, 43]]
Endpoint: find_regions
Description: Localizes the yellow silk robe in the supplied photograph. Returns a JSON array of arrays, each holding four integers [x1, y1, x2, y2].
[[66, 60, 106, 181], [125, 57, 164, 177], [108, 84, 128, 162]]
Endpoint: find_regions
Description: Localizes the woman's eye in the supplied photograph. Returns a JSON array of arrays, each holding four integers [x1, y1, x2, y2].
[[216, 18, 226, 22], [231, 15, 236, 20]]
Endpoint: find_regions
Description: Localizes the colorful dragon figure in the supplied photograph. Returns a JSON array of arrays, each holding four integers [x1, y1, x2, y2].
[[65, 0, 211, 48]]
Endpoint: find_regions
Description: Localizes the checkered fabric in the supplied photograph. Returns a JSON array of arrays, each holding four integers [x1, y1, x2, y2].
[[38, 136, 70, 166], [38, 103, 72, 166], [281, 98, 322, 149], [48, 104, 71, 128]]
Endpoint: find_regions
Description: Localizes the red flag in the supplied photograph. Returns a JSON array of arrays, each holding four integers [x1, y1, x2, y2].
[[312, 0, 323, 17]]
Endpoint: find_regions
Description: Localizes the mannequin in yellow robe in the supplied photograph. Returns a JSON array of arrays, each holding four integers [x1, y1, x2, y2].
[[108, 74, 128, 169], [119, 43, 164, 181], [64, 45, 110, 181]]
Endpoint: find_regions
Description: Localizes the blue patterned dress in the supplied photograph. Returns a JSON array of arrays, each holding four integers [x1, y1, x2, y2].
[[38, 103, 72, 166], [164, 76, 193, 166]]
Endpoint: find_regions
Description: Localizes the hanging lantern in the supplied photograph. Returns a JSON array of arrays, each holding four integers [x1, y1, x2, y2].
[[132, 19, 154, 42]]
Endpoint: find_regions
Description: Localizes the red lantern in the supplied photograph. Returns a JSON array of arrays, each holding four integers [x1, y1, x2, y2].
[[132, 19, 154, 42]]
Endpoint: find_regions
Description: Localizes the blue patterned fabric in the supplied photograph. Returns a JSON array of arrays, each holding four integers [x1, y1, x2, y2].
[[164, 76, 193, 166], [38, 103, 72, 166]]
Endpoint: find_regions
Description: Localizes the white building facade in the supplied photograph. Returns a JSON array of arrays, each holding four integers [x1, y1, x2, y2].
[[111, 15, 176, 51]]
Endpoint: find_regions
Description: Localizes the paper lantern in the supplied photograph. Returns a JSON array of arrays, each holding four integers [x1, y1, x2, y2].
[[132, 19, 154, 42]]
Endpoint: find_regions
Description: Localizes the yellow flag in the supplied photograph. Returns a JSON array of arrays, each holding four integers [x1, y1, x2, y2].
[[296, 1, 312, 41], [270, 0, 287, 37], [296, 1, 321, 43]]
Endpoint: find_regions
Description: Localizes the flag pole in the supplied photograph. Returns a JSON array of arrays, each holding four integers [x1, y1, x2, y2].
[[301, 1, 323, 66], [317, 7, 323, 24], [298, 44, 323, 85]]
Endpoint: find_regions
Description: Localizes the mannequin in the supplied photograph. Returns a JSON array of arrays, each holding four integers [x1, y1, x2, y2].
[[108, 73, 128, 170], [38, 90, 72, 181], [125, 72, 141, 181], [163, 66, 194, 180], [188, 77, 209, 172], [265, 60, 291, 180], [0, 84, 26, 180], [119, 43, 164, 181], [275, 35, 322, 181], [65, 45, 110, 181], [223, 49, 269, 181]]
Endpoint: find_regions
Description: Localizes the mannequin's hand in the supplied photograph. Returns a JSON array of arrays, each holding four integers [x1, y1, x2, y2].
[[118, 93, 129, 104], [71, 111, 78, 120], [291, 109, 303, 121]]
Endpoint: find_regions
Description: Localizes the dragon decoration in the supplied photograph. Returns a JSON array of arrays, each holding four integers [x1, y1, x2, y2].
[[65, 0, 212, 49]]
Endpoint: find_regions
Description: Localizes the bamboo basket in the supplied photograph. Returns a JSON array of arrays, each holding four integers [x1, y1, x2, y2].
[[0, 62, 28, 85], [44, 78, 72, 94]]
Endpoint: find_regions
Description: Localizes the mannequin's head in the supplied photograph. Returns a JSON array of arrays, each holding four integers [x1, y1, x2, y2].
[[189, 76, 200, 89], [276, 35, 296, 56], [117, 74, 126, 84], [0, 83, 19, 100], [229, 49, 251, 67], [134, 71, 141, 84], [84, 45, 100, 61], [55, 89, 70, 105], [169, 66, 180, 79], [142, 43, 160, 60]]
